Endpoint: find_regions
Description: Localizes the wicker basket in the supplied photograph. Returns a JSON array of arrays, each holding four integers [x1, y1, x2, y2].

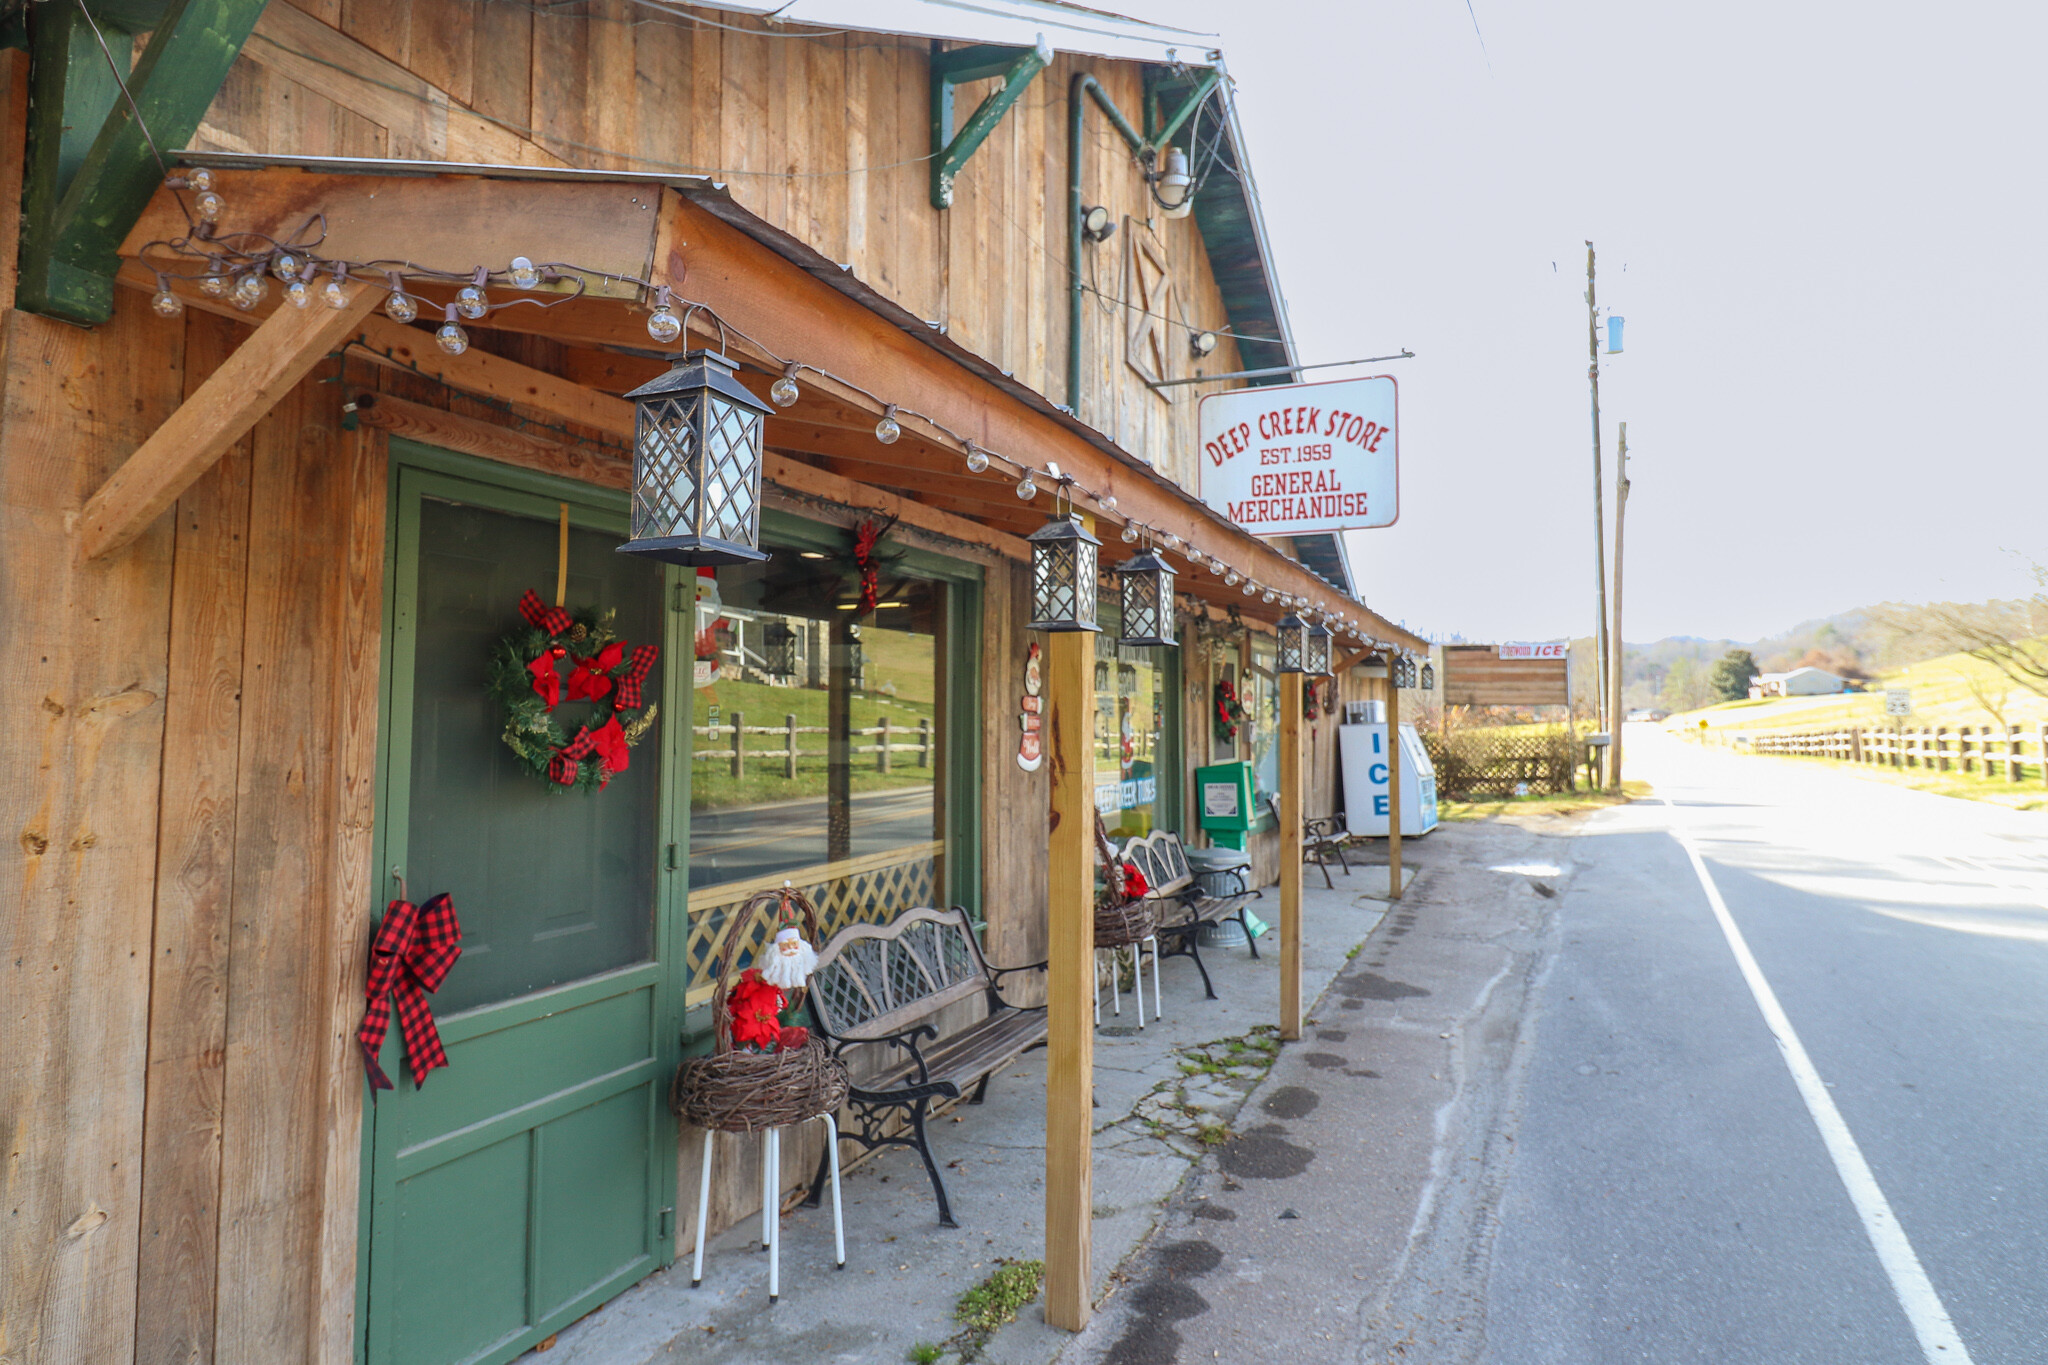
[[669, 888, 850, 1134], [1094, 895, 1159, 949]]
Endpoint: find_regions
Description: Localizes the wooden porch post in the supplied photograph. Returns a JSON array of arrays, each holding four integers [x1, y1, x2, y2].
[[1044, 628, 1096, 1330], [1387, 670, 1404, 901], [1280, 670, 1303, 1041]]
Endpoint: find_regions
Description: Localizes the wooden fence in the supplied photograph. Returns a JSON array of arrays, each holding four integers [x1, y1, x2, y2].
[[1738, 723, 2048, 784], [1422, 729, 1583, 798], [692, 712, 934, 778]]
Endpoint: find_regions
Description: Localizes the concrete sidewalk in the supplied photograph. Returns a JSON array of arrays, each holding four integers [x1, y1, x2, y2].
[[523, 868, 1402, 1365]]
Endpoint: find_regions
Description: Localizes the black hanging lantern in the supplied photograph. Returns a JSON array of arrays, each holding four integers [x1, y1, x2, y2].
[[618, 349, 771, 565], [763, 620, 798, 680], [1305, 621, 1334, 677], [1115, 547, 1176, 647], [1276, 613, 1307, 673], [1026, 491, 1101, 632], [1421, 661, 1436, 691]]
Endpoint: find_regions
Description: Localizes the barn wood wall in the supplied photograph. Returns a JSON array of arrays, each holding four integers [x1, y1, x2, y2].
[[189, 0, 1247, 491], [0, 286, 383, 1365]]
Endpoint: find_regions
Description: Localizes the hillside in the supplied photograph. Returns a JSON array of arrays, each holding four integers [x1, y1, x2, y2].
[[1668, 646, 2048, 735]]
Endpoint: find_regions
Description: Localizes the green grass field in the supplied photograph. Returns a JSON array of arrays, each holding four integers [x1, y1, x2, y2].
[[1669, 648, 2048, 736]]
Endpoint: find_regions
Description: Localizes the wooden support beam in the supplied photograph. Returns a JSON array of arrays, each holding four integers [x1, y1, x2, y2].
[[1043, 627, 1095, 1332], [352, 392, 628, 487], [1386, 667, 1404, 901], [80, 283, 381, 557], [1279, 670, 1303, 1041]]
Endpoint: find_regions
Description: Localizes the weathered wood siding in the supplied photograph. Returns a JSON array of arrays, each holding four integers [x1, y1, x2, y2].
[[189, 1, 1246, 489]]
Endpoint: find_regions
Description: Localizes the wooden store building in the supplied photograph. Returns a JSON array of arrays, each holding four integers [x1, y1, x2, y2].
[[0, 1, 1426, 1362]]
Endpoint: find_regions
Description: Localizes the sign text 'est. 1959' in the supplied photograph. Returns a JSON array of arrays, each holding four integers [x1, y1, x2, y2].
[[1197, 374, 1398, 536]]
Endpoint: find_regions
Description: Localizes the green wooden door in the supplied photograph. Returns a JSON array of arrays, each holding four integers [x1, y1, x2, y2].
[[361, 452, 686, 1365]]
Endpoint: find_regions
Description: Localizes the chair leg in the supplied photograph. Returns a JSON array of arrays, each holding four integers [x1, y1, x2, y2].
[[761, 1129, 775, 1252], [907, 1098, 959, 1228], [691, 1129, 715, 1288], [1240, 908, 1261, 960], [1186, 933, 1217, 999], [969, 1071, 993, 1105], [822, 1112, 845, 1270], [1132, 945, 1145, 1028], [803, 1135, 833, 1208], [761, 1129, 774, 1309], [1147, 934, 1162, 1021], [1319, 849, 1335, 890]]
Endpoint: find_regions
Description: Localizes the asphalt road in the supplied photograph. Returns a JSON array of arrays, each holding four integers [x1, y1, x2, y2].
[[1485, 726, 2048, 1364], [1062, 723, 2048, 1365], [686, 785, 936, 888]]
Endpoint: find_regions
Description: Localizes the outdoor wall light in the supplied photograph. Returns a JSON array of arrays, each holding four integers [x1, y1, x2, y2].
[[1305, 621, 1333, 676], [1155, 145, 1194, 218], [1027, 492, 1102, 632], [1115, 547, 1177, 648], [1421, 661, 1436, 691], [618, 349, 771, 566], [1080, 204, 1116, 243], [1189, 329, 1219, 358], [1276, 613, 1307, 674]]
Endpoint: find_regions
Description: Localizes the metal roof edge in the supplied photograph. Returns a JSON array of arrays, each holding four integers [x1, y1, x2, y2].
[[1211, 54, 1299, 378]]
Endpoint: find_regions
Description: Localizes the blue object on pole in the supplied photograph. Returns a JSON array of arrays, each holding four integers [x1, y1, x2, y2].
[[1607, 316, 1625, 353]]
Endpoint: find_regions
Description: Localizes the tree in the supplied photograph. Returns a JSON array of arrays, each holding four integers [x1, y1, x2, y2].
[[1661, 656, 1718, 713], [1872, 560, 2048, 702], [1709, 649, 1760, 701]]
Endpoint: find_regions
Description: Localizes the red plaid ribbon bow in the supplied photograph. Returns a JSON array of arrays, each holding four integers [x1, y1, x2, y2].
[[612, 645, 659, 709], [357, 893, 463, 1093], [551, 718, 631, 786], [519, 588, 572, 637]]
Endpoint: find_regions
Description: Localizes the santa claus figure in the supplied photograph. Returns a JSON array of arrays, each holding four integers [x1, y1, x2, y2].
[[759, 921, 818, 991]]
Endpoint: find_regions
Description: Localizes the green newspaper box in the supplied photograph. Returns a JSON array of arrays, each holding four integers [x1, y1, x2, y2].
[[1194, 760, 1254, 850]]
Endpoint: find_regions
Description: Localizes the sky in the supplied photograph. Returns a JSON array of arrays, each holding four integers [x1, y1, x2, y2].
[[1114, 0, 2048, 644]]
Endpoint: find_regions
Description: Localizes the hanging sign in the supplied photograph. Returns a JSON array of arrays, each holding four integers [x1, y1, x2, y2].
[[1498, 641, 1569, 660], [1197, 375, 1398, 535]]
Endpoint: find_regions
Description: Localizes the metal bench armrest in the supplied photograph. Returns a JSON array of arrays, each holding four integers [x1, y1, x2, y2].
[[850, 1077, 961, 1105]]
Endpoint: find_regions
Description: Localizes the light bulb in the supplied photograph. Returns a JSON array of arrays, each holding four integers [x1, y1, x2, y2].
[[321, 274, 350, 309], [875, 409, 901, 444], [1100, 494, 1118, 513], [1242, 580, 1257, 595], [1121, 523, 1139, 543], [231, 273, 267, 310], [455, 284, 488, 319], [272, 252, 301, 282], [770, 374, 800, 407], [194, 190, 224, 222], [1225, 570, 1240, 586], [1209, 557, 1224, 575], [151, 286, 183, 318], [201, 271, 228, 298], [187, 168, 213, 192], [1262, 590, 1276, 603], [508, 256, 542, 290], [964, 444, 989, 474], [436, 320, 469, 355], [1015, 473, 1038, 500], [284, 278, 311, 308], [646, 306, 681, 343], [385, 290, 417, 324]]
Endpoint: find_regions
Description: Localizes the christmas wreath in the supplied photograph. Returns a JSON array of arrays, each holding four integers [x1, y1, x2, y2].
[[1214, 677, 1249, 744], [486, 590, 661, 792]]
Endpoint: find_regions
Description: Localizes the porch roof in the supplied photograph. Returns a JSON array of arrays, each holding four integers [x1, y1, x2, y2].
[[109, 157, 1423, 653]]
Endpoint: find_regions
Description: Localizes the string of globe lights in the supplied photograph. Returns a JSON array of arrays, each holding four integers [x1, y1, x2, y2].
[[138, 170, 1401, 654]]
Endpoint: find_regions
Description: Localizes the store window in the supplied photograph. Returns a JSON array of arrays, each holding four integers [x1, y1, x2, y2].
[[1095, 592, 1178, 842], [683, 514, 976, 1006], [1246, 633, 1280, 810]]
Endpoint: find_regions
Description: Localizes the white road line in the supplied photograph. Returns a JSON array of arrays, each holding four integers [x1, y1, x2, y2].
[[1660, 795, 1975, 1365]]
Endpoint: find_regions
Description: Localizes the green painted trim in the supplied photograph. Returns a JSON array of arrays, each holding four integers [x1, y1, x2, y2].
[[16, 0, 266, 323], [1144, 67, 1223, 151], [359, 439, 686, 1362], [929, 40, 1047, 210]]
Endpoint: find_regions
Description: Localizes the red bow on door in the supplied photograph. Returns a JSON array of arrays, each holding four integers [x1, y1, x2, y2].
[[518, 588, 572, 637], [357, 893, 463, 1094], [612, 645, 659, 709]]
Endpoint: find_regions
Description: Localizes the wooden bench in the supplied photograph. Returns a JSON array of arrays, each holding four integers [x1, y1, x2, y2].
[[1118, 830, 1261, 999], [802, 906, 1047, 1228]]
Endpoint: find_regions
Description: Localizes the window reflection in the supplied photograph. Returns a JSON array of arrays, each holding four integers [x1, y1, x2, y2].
[[1095, 593, 1173, 842]]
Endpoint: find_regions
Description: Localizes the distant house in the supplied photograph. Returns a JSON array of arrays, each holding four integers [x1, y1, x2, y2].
[[1750, 667, 1848, 698]]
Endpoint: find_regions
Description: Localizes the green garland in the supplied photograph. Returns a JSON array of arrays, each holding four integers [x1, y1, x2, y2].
[[485, 606, 658, 793]]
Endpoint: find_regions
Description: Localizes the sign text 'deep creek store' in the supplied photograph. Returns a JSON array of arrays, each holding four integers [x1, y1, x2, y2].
[[1198, 375, 1399, 536]]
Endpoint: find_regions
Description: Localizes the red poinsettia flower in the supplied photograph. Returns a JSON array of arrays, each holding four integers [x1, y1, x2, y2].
[[728, 968, 786, 1049], [1122, 863, 1149, 898], [774, 1025, 811, 1053]]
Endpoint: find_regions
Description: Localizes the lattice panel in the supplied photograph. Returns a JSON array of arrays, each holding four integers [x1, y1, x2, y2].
[[685, 849, 939, 1007]]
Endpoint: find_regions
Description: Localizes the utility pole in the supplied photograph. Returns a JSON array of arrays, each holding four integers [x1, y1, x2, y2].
[[1608, 423, 1629, 790], [1585, 243, 1610, 745]]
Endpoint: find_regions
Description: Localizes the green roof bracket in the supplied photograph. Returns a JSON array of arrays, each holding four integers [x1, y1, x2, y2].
[[17, 0, 267, 326], [1145, 66, 1223, 155], [929, 37, 1051, 210]]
